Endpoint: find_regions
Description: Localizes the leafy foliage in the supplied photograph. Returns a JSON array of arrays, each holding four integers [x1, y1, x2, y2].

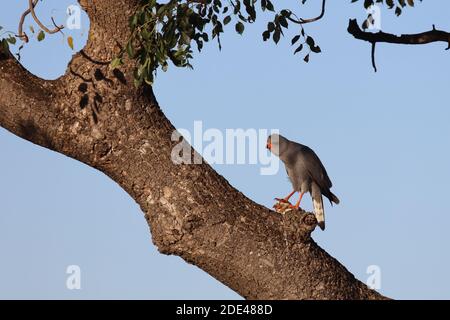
[[0, 38, 9, 54], [352, 0, 421, 21], [1, 0, 422, 85], [0, 35, 16, 55], [114, 0, 327, 86]]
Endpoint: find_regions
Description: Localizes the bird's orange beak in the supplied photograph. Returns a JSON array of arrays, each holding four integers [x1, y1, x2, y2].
[[266, 142, 272, 150]]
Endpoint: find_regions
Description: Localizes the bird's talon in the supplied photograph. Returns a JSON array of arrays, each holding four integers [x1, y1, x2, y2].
[[273, 199, 295, 214]]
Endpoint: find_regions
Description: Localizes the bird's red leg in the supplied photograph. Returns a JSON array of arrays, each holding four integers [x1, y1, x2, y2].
[[293, 192, 304, 209], [275, 190, 296, 203]]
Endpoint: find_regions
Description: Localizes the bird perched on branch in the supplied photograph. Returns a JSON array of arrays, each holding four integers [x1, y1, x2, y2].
[[267, 134, 339, 230]]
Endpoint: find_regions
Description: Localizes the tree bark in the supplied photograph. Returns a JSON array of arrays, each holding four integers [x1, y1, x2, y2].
[[0, 0, 387, 300]]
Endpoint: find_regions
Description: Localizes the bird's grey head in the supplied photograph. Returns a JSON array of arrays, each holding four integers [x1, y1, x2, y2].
[[267, 133, 290, 157]]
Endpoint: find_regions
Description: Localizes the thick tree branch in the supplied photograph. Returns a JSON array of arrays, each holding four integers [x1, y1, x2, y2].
[[0, 1, 387, 300], [0, 50, 60, 148]]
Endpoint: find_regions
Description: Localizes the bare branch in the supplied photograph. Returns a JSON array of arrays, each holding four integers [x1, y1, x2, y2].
[[28, 0, 64, 34], [18, 0, 64, 42], [17, 0, 38, 42], [348, 19, 450, 72], [348, 19, 450, 48], [286, 0, 326, 25]]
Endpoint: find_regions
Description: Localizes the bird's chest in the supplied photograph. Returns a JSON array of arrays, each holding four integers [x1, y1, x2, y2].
[[286, 165, 310, 192]]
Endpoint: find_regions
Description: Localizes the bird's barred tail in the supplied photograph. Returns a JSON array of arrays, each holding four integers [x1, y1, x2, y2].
[[311, 182, 325, 231], [313, 195, 325, 231]]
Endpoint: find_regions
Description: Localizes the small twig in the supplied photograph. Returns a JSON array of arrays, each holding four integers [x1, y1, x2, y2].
[[28, 0, 64, 34], [51, 16, 65, 37], [371, 42, 377, 72]]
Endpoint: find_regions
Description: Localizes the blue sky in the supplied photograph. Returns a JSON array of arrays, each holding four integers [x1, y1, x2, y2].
[[1, 0, 450, 299]]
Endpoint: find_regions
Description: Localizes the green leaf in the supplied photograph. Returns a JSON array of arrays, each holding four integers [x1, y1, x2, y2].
[[37, 30, 45, 41], [7, 36, 16, 45], [273, 30, 280, 44], [110, 57, 122, 69], [304, 54, 310, 63], [364, 0, 374, 9], [0, 39, 9, 53], [311, 45, 321, 53], [235, 22, 244, 35], [280, 10, 290, 17], [181, 32, 191, 45], [126, 41, 135, 58], [223, 15, 232, 25], [265, 0, 274, 11], [261, 0, 267, 11], [306, 36, 315, 47], [156, 5, 167, 16], [291, 35, 300, 45], [279, 16, 288, 28], [201, 33, 209, 42], [294, 44, 303, 54], [144, 76, 154, 86]]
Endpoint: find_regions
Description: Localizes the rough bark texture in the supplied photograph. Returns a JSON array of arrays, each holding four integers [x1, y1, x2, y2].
[[0, 0, 387, 299]]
